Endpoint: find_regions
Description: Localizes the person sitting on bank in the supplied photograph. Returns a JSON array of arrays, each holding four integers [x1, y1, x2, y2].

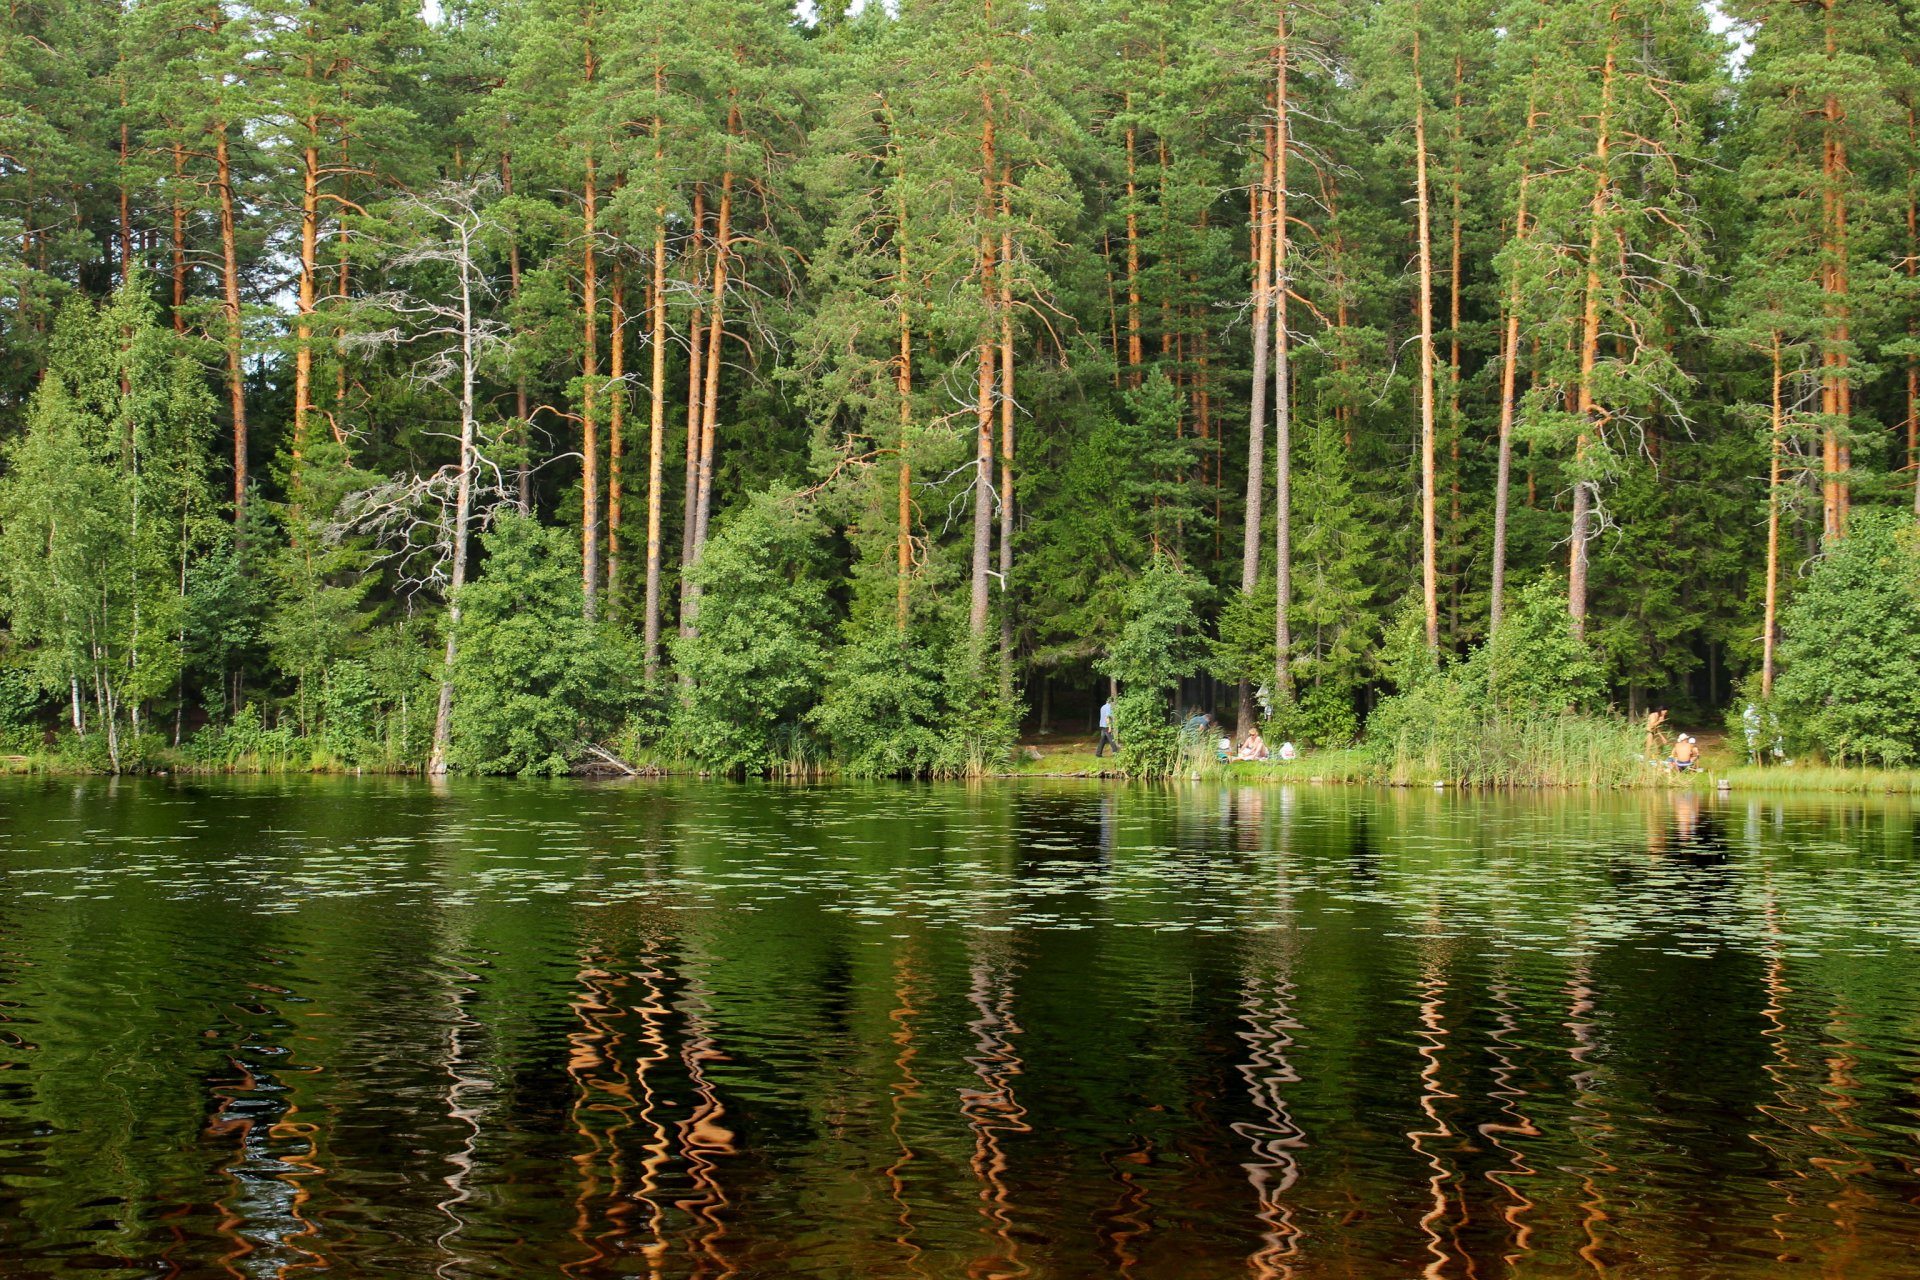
[[1277, 740, 1298, 762], [1095, 696, 1119, 758], [1669, 734, 1700, 771], [1237, 727, 1268, 762]]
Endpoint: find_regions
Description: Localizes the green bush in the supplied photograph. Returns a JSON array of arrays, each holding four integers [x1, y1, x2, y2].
[[1366, 576, 1632, 785], [0, 667, 46, 753], [450, 514, 641, 775], [812, 627, 950, 777], [319, 660, 381, 765], [671, 491, 832, 775], [1280, 680, 1361, 748], [1102, 557, 1205, 777], [1775, 512, 1920, 767], [185, 702, 300, 770]]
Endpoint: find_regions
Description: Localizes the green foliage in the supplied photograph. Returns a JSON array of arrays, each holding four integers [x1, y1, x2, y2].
[[1101, 558, 1205, 777], [1776, 514, 1920, 767], [1368, 577, 1624, 784], [318, 660, 381, 765], [451, 513, 640, 775], [0, 667, 47, 752], [672, 491, 832, 775], [811, 626, 949, 778]]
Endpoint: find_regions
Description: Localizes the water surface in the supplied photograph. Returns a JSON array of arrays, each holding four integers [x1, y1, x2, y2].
[[2, 777, 1918, 1276]]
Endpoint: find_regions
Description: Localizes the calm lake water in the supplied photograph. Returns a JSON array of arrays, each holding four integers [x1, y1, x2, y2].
[[2, 777, 1919, 1277]]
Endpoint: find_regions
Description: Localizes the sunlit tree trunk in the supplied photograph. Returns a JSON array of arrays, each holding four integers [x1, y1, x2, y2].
[[968, 102, 997, 642], [678, 187, 707, 638], [998, 196, 1016, 692], [578, 30, 604, 617], [1238, 120, 1275, 734], [643, 110, 670, 671], [215, 118, 248, 511], [607, 260, 626, 619], [1568, 20, 1619, 638], [1820, 0, 1851, 540], [1489, 92, 1538, 635], [686, 104, 739, 634], [294, 117, 321, 468], [1124, 105, 1143, 386], [1413, 17, 1439, 654], [171, 141, 187, 334], [1763, 333, 1784, 698], [897, 216, 914, 633], [1445, 54, 1465, 641], [504, 150, 531, 513], [1271, 13, 1293, 704]]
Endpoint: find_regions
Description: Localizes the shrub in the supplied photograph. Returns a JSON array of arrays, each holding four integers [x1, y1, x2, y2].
[[671, 491, 832, 775], [450, 514, 641, 775], [319, 660, 381, 765], [1366, 576, 1632, 785], [1775, 512, 1920, 767], [811, 627, 949, 777], [1102, 557, 1205, 777]]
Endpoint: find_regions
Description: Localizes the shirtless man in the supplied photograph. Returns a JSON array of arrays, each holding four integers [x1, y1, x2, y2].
[[1645, 707, 1670, 757]]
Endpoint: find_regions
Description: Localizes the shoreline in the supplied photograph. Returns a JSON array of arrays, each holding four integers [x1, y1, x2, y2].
[[9, 750, 1919, 796]]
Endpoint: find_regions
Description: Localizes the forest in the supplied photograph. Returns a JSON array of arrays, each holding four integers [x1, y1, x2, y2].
[[3, 0, 1920, 777]]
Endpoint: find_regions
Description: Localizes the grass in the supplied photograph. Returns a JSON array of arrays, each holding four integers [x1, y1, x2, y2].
[[1687, 759, 1920, 794]]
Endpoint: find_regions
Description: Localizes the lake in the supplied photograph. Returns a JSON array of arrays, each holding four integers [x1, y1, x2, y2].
[[1, 777, 1917, 1277]]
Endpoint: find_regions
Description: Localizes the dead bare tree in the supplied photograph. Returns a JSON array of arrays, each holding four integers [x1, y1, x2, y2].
[[338, 178, 515, 774]]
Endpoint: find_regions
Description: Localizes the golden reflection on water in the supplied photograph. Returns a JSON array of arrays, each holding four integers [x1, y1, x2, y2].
[[961, 946, 1029, 1279], [628, 936, 676, 1276], [1564, 961, 1614, 1276], [886, 946, 929, 1277], [1234, 941, 1302, 1279], [675, 964, 738, 1277], [1408, 935, 1461, 1280], [1480, 970, 1541, 1269]]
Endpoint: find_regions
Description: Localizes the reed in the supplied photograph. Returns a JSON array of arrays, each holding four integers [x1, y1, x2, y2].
[[1374, 709, 1642, 787]]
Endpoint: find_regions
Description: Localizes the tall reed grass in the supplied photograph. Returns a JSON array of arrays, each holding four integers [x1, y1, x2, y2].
[[1374, 710, 1643, 787]]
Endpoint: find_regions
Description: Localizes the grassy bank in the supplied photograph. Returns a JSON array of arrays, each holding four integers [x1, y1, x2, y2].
[[11, 735, 1920, 795]]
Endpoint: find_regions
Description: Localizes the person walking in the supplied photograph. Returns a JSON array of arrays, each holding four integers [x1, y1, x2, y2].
[[1096, 696, 1119, 758]]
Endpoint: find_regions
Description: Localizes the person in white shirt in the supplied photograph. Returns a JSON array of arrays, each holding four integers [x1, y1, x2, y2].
[[1096, 697, 1119, 757]]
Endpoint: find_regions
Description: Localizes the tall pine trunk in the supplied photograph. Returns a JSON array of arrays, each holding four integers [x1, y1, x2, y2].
[[1820, 0, 1851, 540], [581, 139, 601, 619], [1413, 19, 1439, 654], [1271, 14, 1292, 704], [607, 261, 626, 618], [968, 104, 997, 642], [680, 184, 707, 637], [504, 150, 532, 513], [1489, 92, 1538, 635], [998, 198, 1016, 693], [1762, 333, 1784, 698], [215, 119, 248, 511], [1124, 106, 1143, 384], [643, 113, 670, 672], [1237, 121, 1275, 735], [686, 106, 740, 634], [294, 122, 320, 468], [171, 141, 187, 334], [1569, 21, 1619, 637], [897, 210, 914, 633]]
